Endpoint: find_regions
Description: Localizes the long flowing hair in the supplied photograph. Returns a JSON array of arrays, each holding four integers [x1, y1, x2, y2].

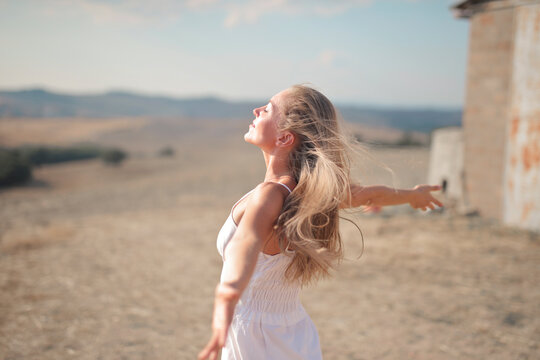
[[275, 85, 360, 286]]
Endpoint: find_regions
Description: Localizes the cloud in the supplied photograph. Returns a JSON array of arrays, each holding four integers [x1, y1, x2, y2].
[[77, 1, 148, 25], [316, 50, 339, 66], [41, 0, 427, 28], [223, 0, 373, 27], [223, 0, 288, 28], [186, 0, 221, 7], [44, 0, 221, 26]]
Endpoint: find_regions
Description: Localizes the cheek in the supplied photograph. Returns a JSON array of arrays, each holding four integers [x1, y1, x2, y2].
[[260, 123, 279, 141]]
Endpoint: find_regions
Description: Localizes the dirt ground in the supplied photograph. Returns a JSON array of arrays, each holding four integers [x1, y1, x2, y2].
[[0, 117, 539, 359]]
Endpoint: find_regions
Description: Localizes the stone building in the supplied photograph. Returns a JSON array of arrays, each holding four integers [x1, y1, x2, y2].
[[428, 127, 465, 204], [450, 0, 540, 231]]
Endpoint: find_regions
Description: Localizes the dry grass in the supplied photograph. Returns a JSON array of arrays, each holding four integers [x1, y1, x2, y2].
[[0, 117, 538, 359], [0, 117, 148, 147], [0, 223, 75, 254]]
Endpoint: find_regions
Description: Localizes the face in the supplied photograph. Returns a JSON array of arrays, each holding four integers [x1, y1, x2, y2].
[[244, 90, 290, 151]]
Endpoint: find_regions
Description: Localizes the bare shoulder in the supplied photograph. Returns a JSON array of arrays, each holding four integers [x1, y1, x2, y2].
[[237, 182, 288, 232], [249, 182, 288, 212]]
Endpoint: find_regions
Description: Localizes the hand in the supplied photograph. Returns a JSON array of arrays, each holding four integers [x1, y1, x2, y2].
[[198, 284, 240, 360], [409, 185, 444, 211]]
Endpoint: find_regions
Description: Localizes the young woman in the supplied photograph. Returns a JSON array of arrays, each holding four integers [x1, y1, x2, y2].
[[198, 85, 443, 360]]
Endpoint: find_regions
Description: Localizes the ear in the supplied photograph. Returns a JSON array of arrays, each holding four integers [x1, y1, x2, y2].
[[276, 131, 295, 148]]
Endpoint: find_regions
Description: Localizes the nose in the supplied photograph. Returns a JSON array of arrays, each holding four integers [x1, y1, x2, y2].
[[253, 106, 264, 118]]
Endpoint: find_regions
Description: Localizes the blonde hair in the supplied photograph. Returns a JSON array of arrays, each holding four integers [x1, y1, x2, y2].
[[275, 85, 360, 286]]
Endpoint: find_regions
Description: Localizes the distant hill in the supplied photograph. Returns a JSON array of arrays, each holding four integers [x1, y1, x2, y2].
[[0, 89, 259, 119], [0, 88, 461, 133], [338, 105, 462, 133]]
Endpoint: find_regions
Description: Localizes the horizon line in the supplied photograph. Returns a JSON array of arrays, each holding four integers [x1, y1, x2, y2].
[[0, 85, 464, 111]]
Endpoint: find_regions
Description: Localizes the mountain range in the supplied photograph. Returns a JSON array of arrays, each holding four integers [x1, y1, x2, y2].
[[0, 88, 461, 133]]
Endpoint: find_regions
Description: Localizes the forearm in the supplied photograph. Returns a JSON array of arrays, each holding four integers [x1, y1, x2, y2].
[[202, 236, 260, 360], [347, 184, 414, 208], [365, 185, 414, 207]]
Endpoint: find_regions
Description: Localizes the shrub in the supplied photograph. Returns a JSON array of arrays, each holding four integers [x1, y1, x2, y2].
[[100, 148, 127, 166], [18, 145, 102, 166], [395, 132, 423, 147], [158, 146, 175, 157], [0, 149, 32, 187]]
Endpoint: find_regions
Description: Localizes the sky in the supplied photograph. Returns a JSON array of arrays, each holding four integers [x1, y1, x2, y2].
[[0, 0, 470, 108]]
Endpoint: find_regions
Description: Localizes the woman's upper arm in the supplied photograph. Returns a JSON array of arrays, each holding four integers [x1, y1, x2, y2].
[[341, 183, 372, 209], [234, 183, 285, 244], [220, 183, 285, 293]]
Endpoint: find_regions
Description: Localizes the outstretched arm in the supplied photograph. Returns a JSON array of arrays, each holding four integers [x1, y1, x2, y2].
[[341, 183, 443, 211], [198, 183, 285, 360]]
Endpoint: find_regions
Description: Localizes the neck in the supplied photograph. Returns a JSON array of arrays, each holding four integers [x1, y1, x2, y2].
[[262, 150, 293, 182]]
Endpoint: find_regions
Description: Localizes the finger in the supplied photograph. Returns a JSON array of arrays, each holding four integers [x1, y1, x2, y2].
[[198, 343, 210, 359], [198, 336, 218, 360], [200, 345, 219, 360], [198, 345, 211, 360], [433, 198, 444, 207], [198, 349, 207, 360], [430, 185, 442, 191], [427, 203, 435, 210]]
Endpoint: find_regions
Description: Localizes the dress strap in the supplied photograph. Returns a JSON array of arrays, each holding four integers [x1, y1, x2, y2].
[[231, 183, 291, 216], [231, 189, 255, 213], [274, 182, 292, 194]]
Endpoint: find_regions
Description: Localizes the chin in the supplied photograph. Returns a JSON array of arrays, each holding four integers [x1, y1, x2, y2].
[[243, 135, 261, 149], [244, 136, 256, 146]]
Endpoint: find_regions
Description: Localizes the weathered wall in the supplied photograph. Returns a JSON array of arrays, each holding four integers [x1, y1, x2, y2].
[[462, 7, 515, 220], [428, 127, 464, 201], [504, 5, 540, 232]]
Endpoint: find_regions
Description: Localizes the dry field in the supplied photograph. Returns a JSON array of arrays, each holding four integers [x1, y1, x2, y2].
[[0, 117, 538, 360]]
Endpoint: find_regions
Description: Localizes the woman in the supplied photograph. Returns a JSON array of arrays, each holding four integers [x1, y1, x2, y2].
[[199, 85, 443, 360]]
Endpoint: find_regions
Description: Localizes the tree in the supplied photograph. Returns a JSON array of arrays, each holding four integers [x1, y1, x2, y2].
[[100, 148, 127, 166], [0, 149, 32, 187], [158, 146, 175, 157]]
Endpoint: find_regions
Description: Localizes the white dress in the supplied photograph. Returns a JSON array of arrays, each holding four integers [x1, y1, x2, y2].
[[216, 184, 323, 360]]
